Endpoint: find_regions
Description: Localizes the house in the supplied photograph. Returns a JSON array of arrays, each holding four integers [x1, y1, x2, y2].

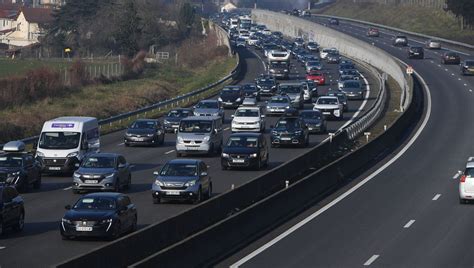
[[2, 7, 52, 47]]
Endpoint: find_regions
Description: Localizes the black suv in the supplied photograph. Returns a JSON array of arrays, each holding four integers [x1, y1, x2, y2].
[[0, 185, 25, 235], [221, 133, 269, 170], [408, 46, 424, 59], [0, 141, 41, 192], [124, 119, 165, 147], [219, 86, 244, 108], [270, 116, 309, 148]]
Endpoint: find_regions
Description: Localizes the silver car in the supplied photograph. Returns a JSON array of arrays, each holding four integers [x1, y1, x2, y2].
[[193, 100, 225, 123], [278, 83, 304, 109], [266, 95, 292, 115], [426, 39, 441, 49], [305, 60, 323, 73], [176, 116, 223, 156], [340, 80, 364, 100]]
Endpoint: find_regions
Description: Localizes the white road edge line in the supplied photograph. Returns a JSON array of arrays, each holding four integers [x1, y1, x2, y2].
[[364, 255, 380, 266], [164, 150, 175, 155], [224, 127, 230, 131], [230, 69, 432, 268], [63, 186, 72, 191], [453, 172, 461, 179], [0, 246, 5, 250], [432, 194, 441, 201], [403, 219, 416, 228], [118, 142, 125, 146]]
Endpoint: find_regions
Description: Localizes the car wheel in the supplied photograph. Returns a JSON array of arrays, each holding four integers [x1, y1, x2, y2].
[[176, 151, 182, 157], [33, 173, 42, 189], [153, 197, 161, 204], [193, 188, 202, 204], [13, 211, 25, 232], [131, 216, 138, 232], [111, 221, 122, 239], [207, 183, 213, 199]]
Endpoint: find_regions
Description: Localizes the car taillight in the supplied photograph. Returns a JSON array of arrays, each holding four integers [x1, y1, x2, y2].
[[461, 175, 467, 182]]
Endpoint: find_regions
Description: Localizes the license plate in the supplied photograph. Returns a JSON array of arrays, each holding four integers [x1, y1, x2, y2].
[[308, 128, 313, 131], [186, 146, 200, 150], [281, 137, 291, 141], [135, 138, 144, 141], [233, 159, 245, 163], [48, 167, 61, 171], [166, 191, 180, 195], [413, 53, 419, 55], [76, 226, 93, 232], [322, 112, 331, 115], [85, 180, 98, 184]]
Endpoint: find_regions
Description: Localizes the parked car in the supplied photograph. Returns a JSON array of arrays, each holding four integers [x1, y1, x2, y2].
[[340, 80, 364, 100], [366, 28, 379, 37], [266, 95, 292, 115], [124, 119, 165, 147], [299, 110, 327, 134], [278, 83, 304, 109], [306, 70, 326, 85], [441, 52, 461, 65], [72, 153, 132, 194], [313, 96, 344, 120], [219, 86, 244, 109], [221, 133, 269, 170], [270, 116, 309, 148], [0, 141, 41, 192], [393, 35, 408, 46], [164, 108, 193, 133], [425, 39, 441, 49], [152, 159, 212, 204], [176, 116, 223, 156], [407, 46, 424, 59], [460, 60, 474, 75], [231, 106, 265, 133], [60, 192, 137, 239], [241, 83, 261, 101], [256, 75, 278, 96], [193, 100, 225, 123], [327, 89, 349, 112], [0, 185, 24, 235]]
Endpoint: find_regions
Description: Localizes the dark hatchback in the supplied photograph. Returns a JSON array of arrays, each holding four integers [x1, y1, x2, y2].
[[408, 46, 424, 59], [241, 83, 261, 101], [271, 116, 309, 147], [0, 145, 42, 192], [300, 110, 327, 134], [164, 108, 193, 133], [221, 133, 269, 170], [441, 52, 461, 65], [60, 192, 137, 240], [0, 185, 25, 235], [219, 86, 244, 108], [124, 119, 165, 147]]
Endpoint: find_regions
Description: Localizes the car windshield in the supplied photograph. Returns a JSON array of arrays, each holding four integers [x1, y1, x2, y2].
[[300, 111, 321, 119], [309, 71, 322, 76], [226, 136, 259, 147], [160, 163, 197, 176], [465, 168, 474, 177], [280, 85, 301, 94], [270, 61, 288, 67], [257, 79, 274, 86], [130, 120, 156, 129], [222, 87, 241, 94], [179, 120, 212, 133], [307, 61, 320, 66], [343, 82, 360, 88], [167, 110, 191, 118], [73, 197, 117, 210], [308, 42, 317, 46], [82, 156, 116, 168], [317, 98, 338, 105], [275, 118, 299, 130], [465, 61, 474, 67], [411, 47, 423, 52], [242, 85, 256, 92], [195, 101, 218, 109], [270, 97, 290, 104], [0, 156, 22, 167], [39, 132, 81, 150], [235, 109, 259, 117]]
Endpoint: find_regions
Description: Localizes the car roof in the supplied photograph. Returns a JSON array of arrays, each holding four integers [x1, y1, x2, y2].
[[467, 161, 474, 169], [83, 192, 124, 198], [182, 116, 220, 121], [229, 132, 262, 138], [167, 159, 201, 165]]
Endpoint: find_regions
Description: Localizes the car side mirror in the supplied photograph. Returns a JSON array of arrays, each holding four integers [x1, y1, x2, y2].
[[201, 172, 208, 177], [231, 115, 235, 118], [153, 171, 159, 176], [33, 141, 38, 149], [118, 163, 126, 169], [65, 205, 71, 210], [81, 142, 89, 150]]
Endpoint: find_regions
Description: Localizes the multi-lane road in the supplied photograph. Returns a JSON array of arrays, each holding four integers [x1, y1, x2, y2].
[[0, 35, 380, 267], [225, 16, 474, 267]]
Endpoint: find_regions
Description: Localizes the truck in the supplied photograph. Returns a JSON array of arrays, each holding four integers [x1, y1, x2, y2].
[[268, 50, 291, 80]]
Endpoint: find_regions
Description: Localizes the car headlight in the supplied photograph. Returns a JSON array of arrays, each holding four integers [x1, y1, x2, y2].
[[193, 112, 200, 116], [147, 134, 155, 137], [266, 106, 271, 109], [271, 86, 276, 89], [105, 173, 115, 179], [62, 218, 72, 224], [222, 153, 229, 158], [250, 153, 258, 158], [73, 172, 81, 178], [203, 136, 210, 142], [99, 218, 113, 224], [334, 110, 341, 116], [284, 69, 289, 72], [125, 132, 133, 137], [6, 171, 20, 183], [67, 152, 78, 158], [269, 69, 276, 73], [177, 137, 184, 143], [236, 98, 242, 102], [253, 92, 258, 96], [36, 151, 44, 157], [212, 113, 219, 116], [164, 120, 170, 125], [272, 131, 278, 135], [285, 106, 290, 109], [218, 97, 223, 102], [295, 131, 302, 135], [155, 180, 164, 186], [185, 180, 196, 187]]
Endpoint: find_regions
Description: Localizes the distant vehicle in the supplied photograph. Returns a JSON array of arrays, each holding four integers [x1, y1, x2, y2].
[[124, 119, 164, 147], [393, 35, 408, 46], [441, 52, 461, 65], [236, 38, 246, 47], [229, 18, 239, 29], [60, 192, 137, 239], [460, 60, 474, 75], [338, 62, 356, 75], [307, 42, 320, 52], [256, 75, 278, 96], [329, 18, 339, 25], [340, 80, 364, 100], [266, 95, 292, 115], [36, 117, 100, 174], [231, 106, 265, 133], [176, 116, 223, 157], [327, 89, 348, 112], [268, 50, 291, 79], [72, 153, 132, 194], [262, 29, 272, 36], [408, 46, 424, 59], [294, 37, 305, 48], [313, 96, 344, 120], [326, 52, 341, 64], [152, 159, 212, 204], [241, 83, 261, 101], [366, 28, 379, 37], [301, 10, 311, 17], [164, 108, 193, 133], [278, 83, 304, 109], [340, 69, 360, 80], [221, 133, 269, 170], [0, 141, 41, 192], [459, 158, 474, 204], [305, 60, 323, 73], [219, 86, 244, 109], [0, 185, 24, 235], [299, 110, 327, 134], [425, 39, 441, 49], [247, 35, 259, 46], [270, 116, 309, 148], [305, 80, 319, 100], [193, 100, 225, 122], [338, 74, 357, 90], [320, 48, 337, 59], [272, 31, 283, 38]]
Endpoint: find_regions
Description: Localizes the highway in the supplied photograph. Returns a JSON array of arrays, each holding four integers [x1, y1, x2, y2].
[[0, 37, 380, 266], [225, 16, 474, 267]]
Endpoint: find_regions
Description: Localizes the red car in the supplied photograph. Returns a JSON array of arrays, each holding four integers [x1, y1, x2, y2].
[[306, 71, 325, 85], [367, 28, 379, 37]]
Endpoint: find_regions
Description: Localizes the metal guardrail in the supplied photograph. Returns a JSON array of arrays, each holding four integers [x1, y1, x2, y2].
[[0, 25, 240, 148], [312, 14, 474, 50]]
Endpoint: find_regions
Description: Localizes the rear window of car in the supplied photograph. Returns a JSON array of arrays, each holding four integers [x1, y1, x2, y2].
[[465, 168, 474, 177], [465, 61, 474, 66]]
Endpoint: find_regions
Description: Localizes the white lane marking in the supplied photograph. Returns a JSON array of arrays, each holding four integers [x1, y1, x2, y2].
[[432, 194, 441, 201], [231, 66, 432, 268], [164, 150, 175, 155], [445, 68, 448, 71], [63, 186, 72, 191], [364, 255, 380, 266], [130, 165, 136, 169], [458, 78, 462, 81], [464, 83, 468, 86], [118, 142, 125, 146], [224, 127, 230, 131], [451, 73, 455, 76], [0, 246, 5, 250], [403, 219, 416, 228], [437, 64, 441, 67], [453, 171, 462, 179]]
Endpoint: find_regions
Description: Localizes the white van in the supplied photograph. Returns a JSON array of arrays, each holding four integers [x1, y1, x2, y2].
[[35, 117, 100, 173]]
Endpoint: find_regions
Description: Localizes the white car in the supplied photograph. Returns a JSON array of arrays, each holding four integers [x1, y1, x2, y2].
[[320, 48, 338, 59], [231, 106, 265, 133], [313, 96, 343, 120], [247, 36, 259, 46], [426, 39, 441, 49], [459, 158, 474, 203]]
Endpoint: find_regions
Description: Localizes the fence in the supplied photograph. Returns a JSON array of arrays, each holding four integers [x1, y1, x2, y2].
[[59, 62, 124, 86]]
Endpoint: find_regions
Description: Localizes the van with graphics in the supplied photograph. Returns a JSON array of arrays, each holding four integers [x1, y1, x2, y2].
[[35, 117, 100, 173]]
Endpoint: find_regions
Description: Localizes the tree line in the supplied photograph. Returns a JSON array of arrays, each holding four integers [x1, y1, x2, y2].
[[446, 0, 474, 29]]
